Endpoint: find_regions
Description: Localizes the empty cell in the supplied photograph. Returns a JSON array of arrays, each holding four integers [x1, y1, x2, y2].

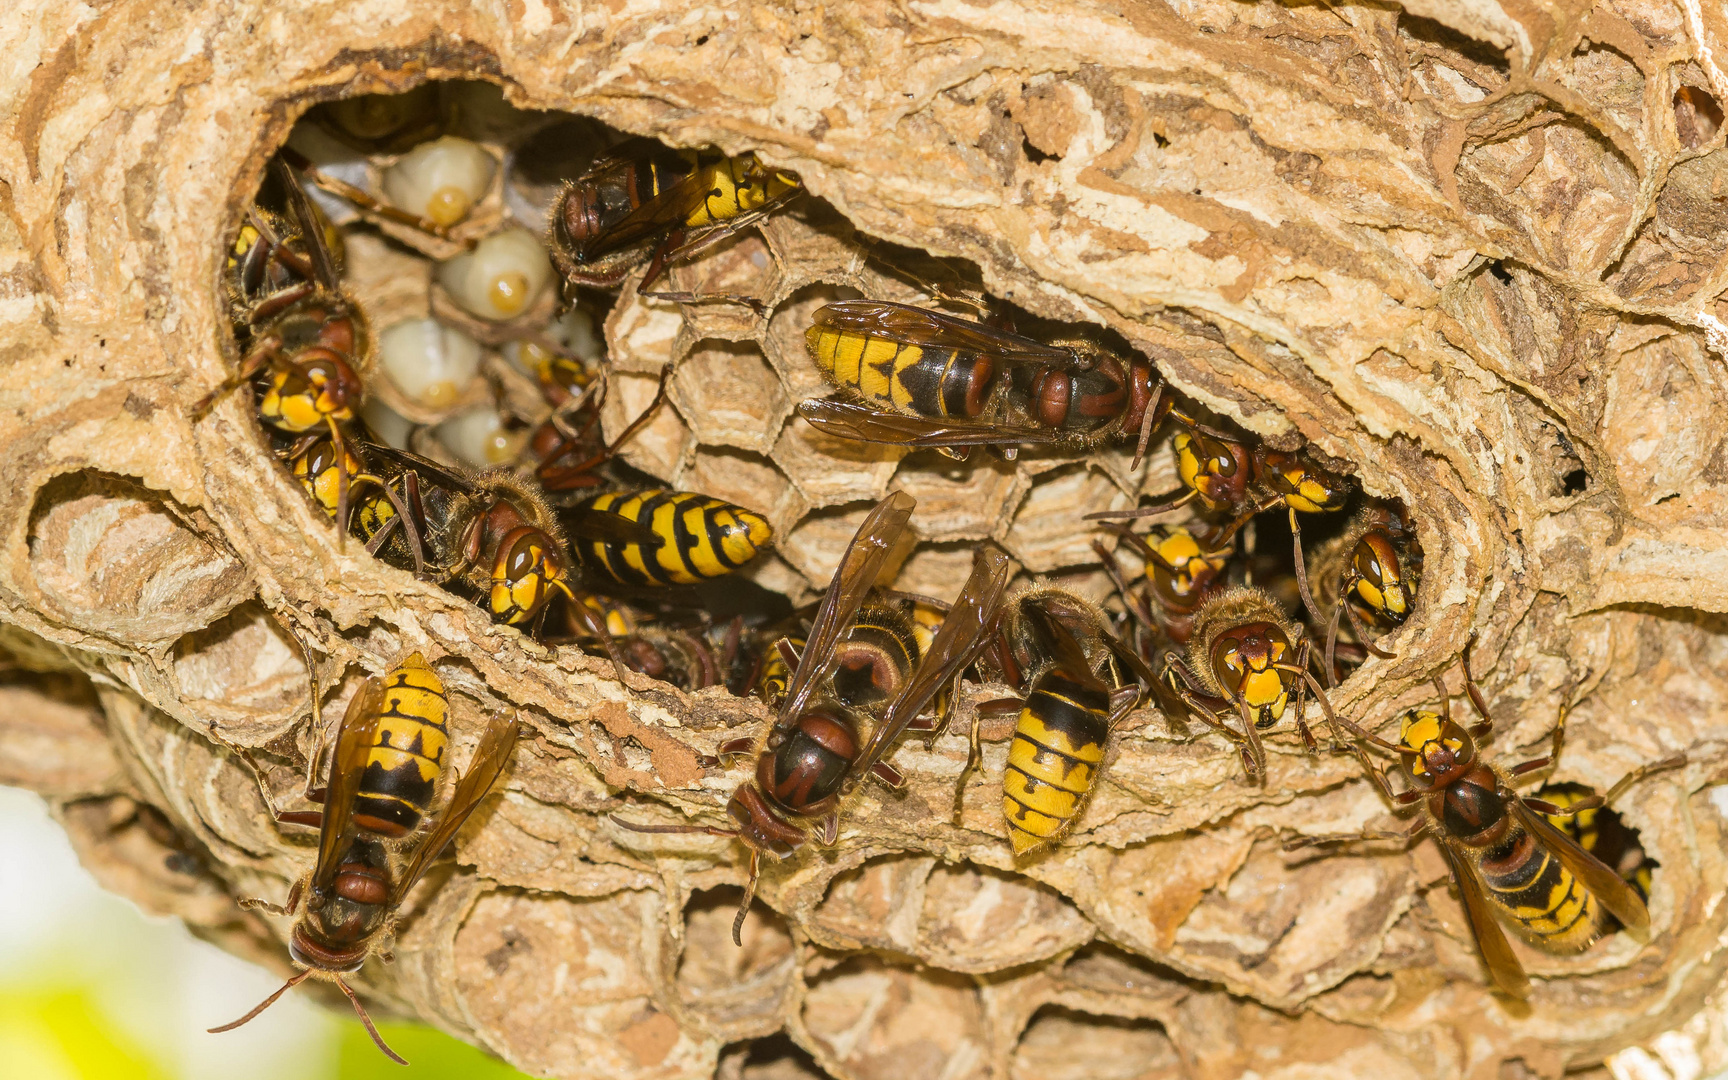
[[1003, 466, 1135, 572], [802, 955, 988, 1080], [677, 885, 795, 1039], [772, 414, 905, 510], [602, 367, 693, 479], [891, 454, 1026, 541], [778, 500, 918, 591], [1012, 1006, 1181, 1080], [671, 339, 791, 454], [28, 472, 251, 644]]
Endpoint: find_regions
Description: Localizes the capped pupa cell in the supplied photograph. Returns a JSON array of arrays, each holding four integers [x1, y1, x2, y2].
[[670, 339, 791, 455], [1002, 465, 1136, 572], [676, 885, 795, 1041], [375, 316, 485, 414], [436, 226, 556, 323]]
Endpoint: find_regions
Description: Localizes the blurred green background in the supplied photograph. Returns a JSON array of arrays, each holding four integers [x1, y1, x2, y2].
[[0, 786, 538, 1080]]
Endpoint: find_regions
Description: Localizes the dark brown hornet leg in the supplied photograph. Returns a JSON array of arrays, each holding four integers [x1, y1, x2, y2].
[[1160, 655, 1265, 781], [188, 333, 284, 420], [537, 363, 673, 491], [608, 813, 759, 945]]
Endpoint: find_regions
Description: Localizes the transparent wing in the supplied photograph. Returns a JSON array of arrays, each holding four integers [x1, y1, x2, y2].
[[1436, 838, 1530, 998], [797, 398, 1059, 449], [1513, 797, 1651, 942], [275, 158, 342, 294], [778, 491, 917, 728], [852, 546, 1013, 782], [811, 301, 1077, 365], [393, 716, 520, 903], [311, 678, 385, 891]]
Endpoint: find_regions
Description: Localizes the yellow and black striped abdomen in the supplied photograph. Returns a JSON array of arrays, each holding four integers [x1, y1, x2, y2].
[[686, 153, 797, 227], [805, 327, 998, 421], [354, 653, 450, 839], [1002, 667, 1110, 857], [574, 490, 772, 587], [828, 599, 920, 712], [1474, 819, 1606, 952], [756, 633, 806, 706]]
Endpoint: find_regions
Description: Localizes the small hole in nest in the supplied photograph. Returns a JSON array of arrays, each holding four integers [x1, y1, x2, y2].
[[719, 1032, 824, 1080], [1674, 85, 1723, 150], [1022, 135, 1057, 165], [1561, 467, 1588, 495]]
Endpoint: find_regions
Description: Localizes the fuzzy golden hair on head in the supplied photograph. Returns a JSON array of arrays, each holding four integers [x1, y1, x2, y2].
[[1184, 585, 1300, 698]]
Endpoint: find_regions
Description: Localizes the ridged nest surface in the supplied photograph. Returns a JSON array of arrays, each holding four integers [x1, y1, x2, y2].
[[6, 3, 1728, 1080]]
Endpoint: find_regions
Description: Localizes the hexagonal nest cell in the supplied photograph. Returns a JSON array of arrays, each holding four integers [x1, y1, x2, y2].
[[9, 4, 1728, 1080]]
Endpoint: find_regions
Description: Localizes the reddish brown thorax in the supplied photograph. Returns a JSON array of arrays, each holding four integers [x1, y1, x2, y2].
[[313, 309, 358, 355], [755, 708, 857, 818]]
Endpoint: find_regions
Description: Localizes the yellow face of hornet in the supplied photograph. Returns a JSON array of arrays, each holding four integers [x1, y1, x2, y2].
[[1174, 431, 1246, 511], [1396, 709, 1471, 785], [1212, 626, 1290, 725], [259, 360, 356, 434], [290, 439, 362, 518], [1260, 450, 1350, 515], [490, 526, 573, 626], [1351, 532, 1410, 620], [1148, 528, 1227, 599]]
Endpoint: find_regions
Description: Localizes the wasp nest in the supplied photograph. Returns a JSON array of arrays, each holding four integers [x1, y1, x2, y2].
[[8, 1, 1728, 1078]]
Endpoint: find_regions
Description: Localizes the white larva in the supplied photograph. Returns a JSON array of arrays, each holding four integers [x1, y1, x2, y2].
[[436, 406, 524, 468], [361, 397, 415, 450], [381, 136, 496, 228], [377, 317, 483, 409], [437, 227, 553, 321]]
